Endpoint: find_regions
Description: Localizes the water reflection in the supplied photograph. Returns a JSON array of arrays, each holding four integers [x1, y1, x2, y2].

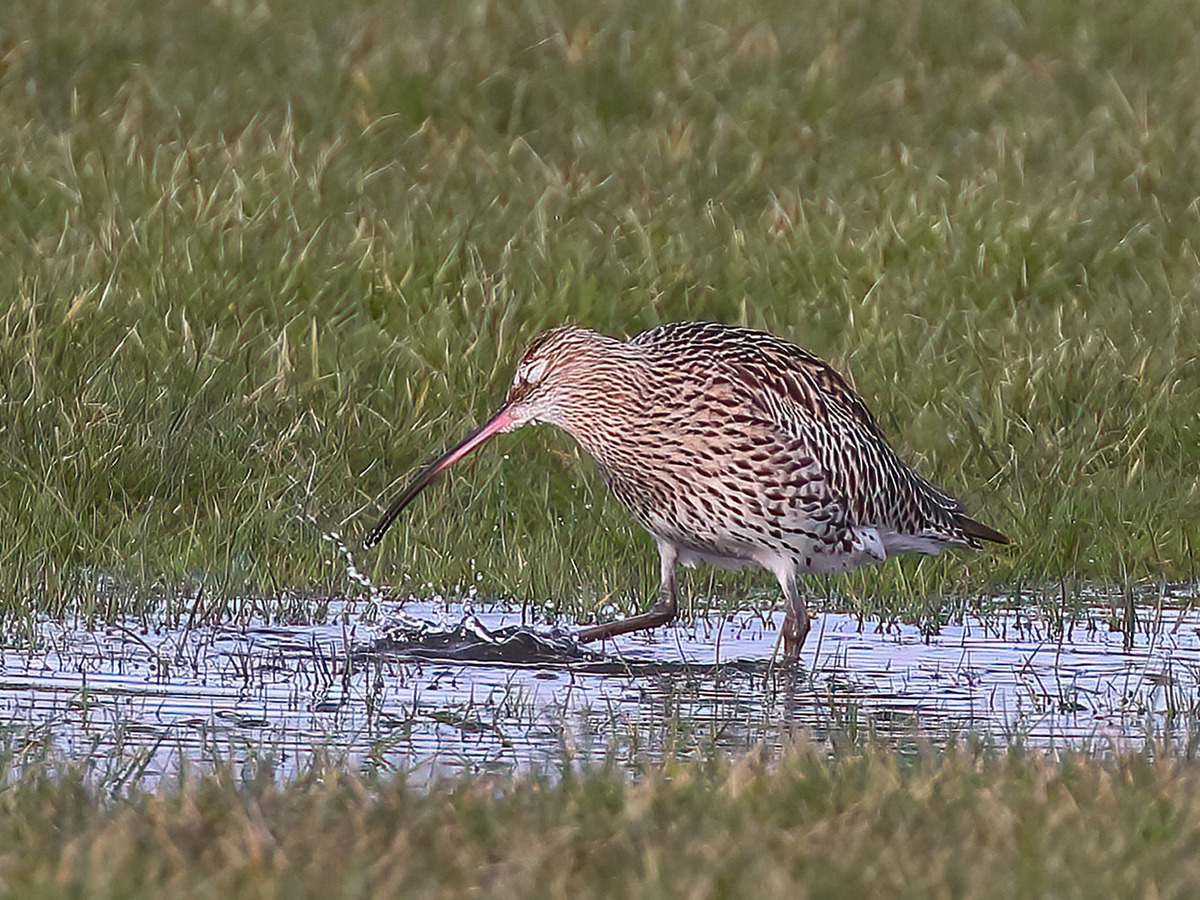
[[1, 593, 1197, 786]]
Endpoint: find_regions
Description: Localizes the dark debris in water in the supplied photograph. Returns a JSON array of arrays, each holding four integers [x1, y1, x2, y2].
[[361, 616, 598, 666], [357, 614, 769, 678]]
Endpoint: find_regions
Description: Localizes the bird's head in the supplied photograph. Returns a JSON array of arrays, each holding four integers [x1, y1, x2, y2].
[[364, 325, 611, 546], [497, 325, 605, 431]]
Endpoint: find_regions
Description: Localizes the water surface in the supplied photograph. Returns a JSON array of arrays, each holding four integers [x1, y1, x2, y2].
[[2, 592, 1197, 786]]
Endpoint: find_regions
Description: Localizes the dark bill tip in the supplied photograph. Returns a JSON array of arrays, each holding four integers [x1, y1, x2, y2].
[[364, 404, 517, 549]]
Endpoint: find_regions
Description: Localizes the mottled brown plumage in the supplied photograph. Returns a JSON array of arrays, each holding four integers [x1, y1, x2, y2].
[[367, 322, 1008, 662]]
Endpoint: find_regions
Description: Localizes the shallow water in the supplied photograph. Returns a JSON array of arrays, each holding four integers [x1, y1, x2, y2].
[[2, 589, 1199, 786]]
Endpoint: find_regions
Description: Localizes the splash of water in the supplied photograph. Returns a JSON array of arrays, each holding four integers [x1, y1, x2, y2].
[[322, 529, 385, 603], [318, 524, 594, 662]]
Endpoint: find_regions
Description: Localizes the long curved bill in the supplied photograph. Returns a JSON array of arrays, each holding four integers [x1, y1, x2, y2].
[[364, 404, 517, 548]]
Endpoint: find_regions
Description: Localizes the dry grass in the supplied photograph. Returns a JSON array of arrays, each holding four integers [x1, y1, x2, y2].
[[0, 740, 1197, 898]]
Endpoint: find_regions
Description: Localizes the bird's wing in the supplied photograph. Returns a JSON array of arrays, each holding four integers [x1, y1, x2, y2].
[[633, 322, 1003, 547]]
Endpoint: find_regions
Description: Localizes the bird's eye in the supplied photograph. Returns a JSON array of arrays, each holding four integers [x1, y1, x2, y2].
[[518, 358, 548, 385]]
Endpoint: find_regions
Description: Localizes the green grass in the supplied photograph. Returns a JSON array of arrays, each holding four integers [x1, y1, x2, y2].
[[3, 3, 1200, 887], [3, 739, 1200, 898], [2, 0, 1199, 627]]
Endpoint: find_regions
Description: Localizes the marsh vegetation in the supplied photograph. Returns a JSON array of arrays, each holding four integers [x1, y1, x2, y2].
[[2, 0, 1199, 893]]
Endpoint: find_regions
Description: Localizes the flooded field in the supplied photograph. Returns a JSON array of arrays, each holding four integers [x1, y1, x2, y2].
[[2, 586, 1198, 787]]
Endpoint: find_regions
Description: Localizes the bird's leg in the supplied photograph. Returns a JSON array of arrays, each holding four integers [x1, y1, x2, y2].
[[780, 578, 811, 664], [577, 540, 678, 644], [575, 580, 677, 643]]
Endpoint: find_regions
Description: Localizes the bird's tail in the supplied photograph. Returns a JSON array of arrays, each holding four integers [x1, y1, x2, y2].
[[953, 512, 1009, 546]]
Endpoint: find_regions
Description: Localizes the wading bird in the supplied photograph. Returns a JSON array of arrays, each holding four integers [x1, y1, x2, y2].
[[366, 322, 1007, 662]]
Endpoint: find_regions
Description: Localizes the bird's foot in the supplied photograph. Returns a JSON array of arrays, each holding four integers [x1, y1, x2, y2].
[[780, 609, 811, 665]]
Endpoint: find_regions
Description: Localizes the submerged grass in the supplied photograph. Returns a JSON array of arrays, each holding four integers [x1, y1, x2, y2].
[[1, 0, 1199, 625], [3, 740, 1200, 898]]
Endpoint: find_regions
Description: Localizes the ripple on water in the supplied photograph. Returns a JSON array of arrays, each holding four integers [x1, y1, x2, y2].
[[1, 594, 1198, 786]]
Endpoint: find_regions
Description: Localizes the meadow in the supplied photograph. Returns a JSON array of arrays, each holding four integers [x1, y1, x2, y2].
[[3, 0, 1198, 626], [2, 0, 1200, 893], [3, 740, 1200, 899]]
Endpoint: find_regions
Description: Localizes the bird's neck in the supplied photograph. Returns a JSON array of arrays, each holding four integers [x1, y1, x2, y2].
[[552, 347, 649, 459]]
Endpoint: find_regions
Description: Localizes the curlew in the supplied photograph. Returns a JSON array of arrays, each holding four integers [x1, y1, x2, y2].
[[366, 322, 1008, 662]]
